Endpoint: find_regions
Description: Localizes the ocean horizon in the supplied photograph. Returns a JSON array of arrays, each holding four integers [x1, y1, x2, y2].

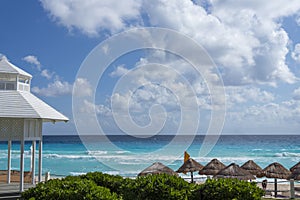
[[1, 134, 299, 180]]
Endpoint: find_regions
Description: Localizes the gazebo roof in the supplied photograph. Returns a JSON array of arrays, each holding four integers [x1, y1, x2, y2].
[[0, 90, 68, 122], [138, 162, 177, 176], [0, 56, 32, 78]]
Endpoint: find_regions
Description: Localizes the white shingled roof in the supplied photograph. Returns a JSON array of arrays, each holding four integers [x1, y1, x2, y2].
[[0, 90, 68, 122], [0, 56, 32, 78]]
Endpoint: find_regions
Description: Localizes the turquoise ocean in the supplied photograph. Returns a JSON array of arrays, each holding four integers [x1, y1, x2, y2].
[[0, 135, 299, 180]]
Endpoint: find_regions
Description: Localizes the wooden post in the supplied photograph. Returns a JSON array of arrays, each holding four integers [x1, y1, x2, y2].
[[290, 179, 295, 199], [274, 178, 278, 198], [31, 141, 36, 184], [7, 140, 11, 183], [38, 140, 42, 182], [20, 139, 25, 192], [191, 171, 194, 183]]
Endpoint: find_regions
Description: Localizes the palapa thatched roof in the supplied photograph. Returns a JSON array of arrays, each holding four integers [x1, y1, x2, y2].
[[213, 163, 255, 180], [138, 162, 177, 176], [290, 161, 300, 172], [258, 162, 291, 179], [176, 158, 203, 173], [288, 167, 300, 180], [199, 158, 226, 175], [241, 160, 263, 175]]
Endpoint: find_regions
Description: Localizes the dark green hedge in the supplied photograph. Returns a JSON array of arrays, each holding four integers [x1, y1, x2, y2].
[[121, 173, 199, 200], [196, 178, 264, 200], [22, 172, 264, 200], [21, 177, 118, 200]]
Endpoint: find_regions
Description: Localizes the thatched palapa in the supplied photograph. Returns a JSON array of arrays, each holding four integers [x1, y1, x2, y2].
[[213, 163, 255, 180], [288, 167, 300, 180], [259, 162, 291, 179], [241, 160, 262, 176], [176, 158, 203, 183], [199, 158, 226, 176], [138, 162, 177, 176], [290, 161, 300, 172]]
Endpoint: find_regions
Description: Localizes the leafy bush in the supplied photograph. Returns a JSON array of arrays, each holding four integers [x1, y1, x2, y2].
[[21, 177, 118, 200], [82, 171, 132, 195], [195, 178, 264, 200], [121, 173, 200, 200], [22, 172, 264, 200]]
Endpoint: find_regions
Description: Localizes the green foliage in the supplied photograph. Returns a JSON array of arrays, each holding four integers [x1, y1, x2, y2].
[[21, 177, 119, 200], [195, 178, 265, 200], [121, 173, 200, 200], [21, 172, 265, 200], [82, 171, 132, 195]]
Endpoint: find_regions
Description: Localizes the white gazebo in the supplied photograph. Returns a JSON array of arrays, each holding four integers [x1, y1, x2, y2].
[[0, 56, 68, 192]]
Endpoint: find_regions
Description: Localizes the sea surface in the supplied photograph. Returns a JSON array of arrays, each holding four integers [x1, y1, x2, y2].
[[0, 135, 300, 179]]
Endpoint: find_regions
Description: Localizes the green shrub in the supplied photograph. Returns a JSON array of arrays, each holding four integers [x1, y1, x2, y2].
[[121, 173, 200, 200], [195, 178, 264, 200], [82, 171, 132, 195], [21, 177, 119, 200]]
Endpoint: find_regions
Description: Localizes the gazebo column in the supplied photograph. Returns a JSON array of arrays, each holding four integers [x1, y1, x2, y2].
[[7, 140, 11, 183], [31, 140, 36, 184], [38, 139, 42, 183], [20, 139, 25, 192]]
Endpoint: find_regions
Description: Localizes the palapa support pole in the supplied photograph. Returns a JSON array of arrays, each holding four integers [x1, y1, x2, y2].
[[31, 140, 36, 184], [290, 179, 295, 199], [7, 140, 11, 184], [274, 178, 277, 197], [191, 171, 194, 183]]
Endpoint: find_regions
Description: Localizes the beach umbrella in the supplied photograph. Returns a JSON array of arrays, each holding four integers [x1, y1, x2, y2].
[[176, 158, 203, 183], [288, 167, 300, 180], [199, 158, 226, 176], [290, 161, 300, 172], [258, 162, 291, 197], [241, 160, 263, 176], [213, 163, 255, 180], [138, 162, 177, 176]]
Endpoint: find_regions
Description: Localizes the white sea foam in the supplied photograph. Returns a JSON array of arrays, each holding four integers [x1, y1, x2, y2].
[[87, 150, 108, 155], [275, 152, 300, 157], [70, 172, 87, 176]]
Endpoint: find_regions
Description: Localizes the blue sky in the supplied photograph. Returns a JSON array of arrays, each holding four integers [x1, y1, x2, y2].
[[1, 0, 300, 135]]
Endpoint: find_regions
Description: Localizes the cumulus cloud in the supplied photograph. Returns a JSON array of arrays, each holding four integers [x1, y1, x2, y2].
[[41, 0, 300, 85], [292, 43, 300, 63], [32, 77, 93, 97], [293, 87, 300, 100], [110, 65, 130, 77], [41, 69, 54, 80], [23, 55, 55, 79], [224, 99, 300, 133], [23, 55, 41, 70], [73, 78, 93, 97], [32, 79, 72, 97], [226, 86, 274, 107], [40, 0, 142, 36]]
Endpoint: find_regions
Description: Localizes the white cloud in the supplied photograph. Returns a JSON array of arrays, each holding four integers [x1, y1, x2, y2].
[[110, 65, 130, 77], [296, 15, 300, 26], [226, 86, 274, 108], [41, 69, 54, 79], [80, 100, 111, 116], [293, 87, 300, 100], [41, 0, 300, 85], [23, 55, 41, 70], [225, 99, 300, 133], [143, 0, 299, 85], [32, 79, 72, 97], [292, 43, 300, 63], [73, 78, 93, 97], [40, 0, 142, 36]]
